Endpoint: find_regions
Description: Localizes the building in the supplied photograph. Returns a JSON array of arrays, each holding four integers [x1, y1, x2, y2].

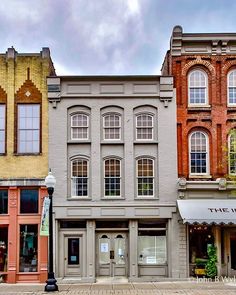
[[163, 26, 236, 277], [47, 75, 184, 281], [0, 48, 55, 283]]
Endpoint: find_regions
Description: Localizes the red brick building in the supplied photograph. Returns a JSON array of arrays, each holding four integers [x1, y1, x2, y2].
[[163, 26, 236, 277]]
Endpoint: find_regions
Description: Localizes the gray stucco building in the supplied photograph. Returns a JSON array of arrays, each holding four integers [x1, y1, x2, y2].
[[47, 75, 182, 282]]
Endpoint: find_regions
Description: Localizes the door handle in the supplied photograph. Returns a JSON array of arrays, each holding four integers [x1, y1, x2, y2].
[[64, 257, 67, 261]]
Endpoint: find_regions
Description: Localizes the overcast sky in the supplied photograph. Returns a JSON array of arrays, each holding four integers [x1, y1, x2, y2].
[[0, 0, 235, 75]]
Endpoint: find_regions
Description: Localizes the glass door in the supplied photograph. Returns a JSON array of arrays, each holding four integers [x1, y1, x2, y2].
[[64, 236, 81, 276]]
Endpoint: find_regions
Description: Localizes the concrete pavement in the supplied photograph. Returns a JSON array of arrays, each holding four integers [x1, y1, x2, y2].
[[0, 280, 236, 295]]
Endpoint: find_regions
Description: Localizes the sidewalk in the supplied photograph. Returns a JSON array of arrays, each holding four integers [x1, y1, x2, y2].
[[0, 280, 236, 295]]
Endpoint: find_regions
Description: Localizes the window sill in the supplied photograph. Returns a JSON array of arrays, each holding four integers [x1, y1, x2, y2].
[[189, 175, 212, 179], [68, 197, 91, 200], [14, 153, 41, 156], [67, 140, 91, 144], [101, 141, 124, 145], [101, 196, 125, 200], [135, 197, 157, 200], [188, 106, 211, 111], [133, 141, 158, 145]]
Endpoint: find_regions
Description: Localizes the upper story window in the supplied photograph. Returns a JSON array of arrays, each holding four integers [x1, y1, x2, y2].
[[136, 114, 153, 140], [103, 113, 121, 140], [228, 70, 236, 105], [71, 158, 88, 197], [104, 158, 121, 197], [0, 105, 5, 154], [229, 131, 236, 174], [189, 131, 209, 175], [0, 190, 8, 214], [137, 158, 154, 197], [71, 113, 89, 140], [188, 70, 208, 105], [17, 104, 40, 154], [20, 189, 38, 214]]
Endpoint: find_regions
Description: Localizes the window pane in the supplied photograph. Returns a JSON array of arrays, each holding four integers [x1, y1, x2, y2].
[[229, 132, 236, 174], [136, 114, 153, 140], [19, 224, 38, 272], [0, 190, 8, 214], [0, 227, 8, 272], [103, 114, 121, 140], [137, 158, 154, 196], [71, 159, 88, 197], [20, 190, 38, 214], [0, 105, 5, 153], [104, 159, 121, 196], [138, 233, 166, 265], [189, 70, 207, 104], [190, 132, 208, 174], [68, 238, 79, 265], [18, 104, 40, 153]]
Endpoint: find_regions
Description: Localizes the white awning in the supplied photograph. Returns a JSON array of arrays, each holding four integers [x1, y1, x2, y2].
[[177, 199, 236, 225]]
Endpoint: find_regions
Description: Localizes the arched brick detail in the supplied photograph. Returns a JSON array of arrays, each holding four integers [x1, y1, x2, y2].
[[0, 85, 7, 103], [182, 57, 216, 76], [222, 60, 236, 75]]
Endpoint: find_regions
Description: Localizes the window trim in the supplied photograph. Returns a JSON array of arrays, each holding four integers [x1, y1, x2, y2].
[[227, 69, 236, 106], [188, 69, 208, 106], [103, 113, 121, 141], [228, 131, 236, 175], [0, 104, 6, 154], [103, 158, 121, 198], [135, 113, 154, 141], [136, 157, 155, 197], [71, 158, 89, 198], [189, 131, 209, 176], [70, 113, 89, 141]]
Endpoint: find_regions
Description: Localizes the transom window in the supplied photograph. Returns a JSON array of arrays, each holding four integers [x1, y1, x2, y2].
[[188, 70, 208, 105], [136, 114, 153, 140], [229, 131, 236, 174], [228, 70, 236, 105], [189, 131, 208, 174], [71, 159, 88, 197], [0, 105, 5, 153], [103, 114, 121, 140], [137, 158, 154, 196], [17, 104, 40, 153], [71, 113, 89, 140], [104, 158, 121, 197]]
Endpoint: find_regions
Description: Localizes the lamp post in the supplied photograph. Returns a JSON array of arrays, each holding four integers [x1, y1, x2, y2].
[[44, 171, 58, 292]]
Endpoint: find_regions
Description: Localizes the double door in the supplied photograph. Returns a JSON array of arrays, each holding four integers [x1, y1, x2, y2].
[[96, 232, 127, 277]]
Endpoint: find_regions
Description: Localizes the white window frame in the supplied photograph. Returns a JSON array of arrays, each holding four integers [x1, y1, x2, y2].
[[71, 158, 89, 197], [189, 131, 209, 176], [136, 114, 154, 141], [227, 70, 236, 106], [104, 158, 121, 197], [0, 105, 6, 154], [103, 113, 121, 140], [17, 104, 40, 154], [228, 131, 236, 175], [136, 158, 154, 197], [188, 69, 208, 106], [71, 113, 89, 140]]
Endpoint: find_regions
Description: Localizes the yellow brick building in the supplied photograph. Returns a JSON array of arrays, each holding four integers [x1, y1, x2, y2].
[[0, 48, 55, 283]]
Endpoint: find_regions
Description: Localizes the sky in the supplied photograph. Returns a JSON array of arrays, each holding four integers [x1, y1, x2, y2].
[[0, 0, 236, 76]]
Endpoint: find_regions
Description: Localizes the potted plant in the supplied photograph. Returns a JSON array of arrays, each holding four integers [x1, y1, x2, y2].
[[205, 245, 217, 278]]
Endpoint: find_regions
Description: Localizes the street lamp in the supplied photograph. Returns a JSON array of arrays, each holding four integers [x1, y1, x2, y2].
[[44, 170, 58, 292]]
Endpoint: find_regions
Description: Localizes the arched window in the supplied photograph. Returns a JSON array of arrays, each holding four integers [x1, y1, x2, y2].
[[189, 131, 209, 175], [188, 70, 208, 105], [136, 114, 153, 140], [104, 158, 121, 197], [71, 158, 88, 197], [229, 131, 236, 174], [228, 70, 236, 105], [103, 113, 121, 140], [71, 113, 89, 140], [137, 158, 154, 196]]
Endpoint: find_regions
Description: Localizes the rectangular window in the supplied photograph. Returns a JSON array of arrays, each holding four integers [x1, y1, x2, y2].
[[138, 231, 167, 265], [104, 159, 121, 197], [71, 114, 88, 140], [19, 224, 38, 272], [137, 158, 154, 196], [0, 190, 8, 214], [71, 159, 88, 197], [20, 189, 38, 214], [136, 114, 153, 140], [0, 227, 8, 272], [68, 238, 79, 265], [0, 105, 6, 153], [103, 114, 121, 140], [17, 104, 40, 153]]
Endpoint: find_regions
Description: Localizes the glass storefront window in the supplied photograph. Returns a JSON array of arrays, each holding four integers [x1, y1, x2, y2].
[[0, 227, 8, 272], [19, 224, 38, 272], [20, 190, 38, 214], [138, 231, 167, 265], [189, 225, 213, 263], [0, 190, 8, 214]]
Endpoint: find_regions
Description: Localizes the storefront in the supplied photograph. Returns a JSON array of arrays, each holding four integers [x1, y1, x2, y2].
[[178, 199, 236, 277]]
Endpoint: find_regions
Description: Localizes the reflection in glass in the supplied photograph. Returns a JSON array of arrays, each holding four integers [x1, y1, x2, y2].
[[20, 189, 38, 214], [0, 227, 8, 272], [68, 238, 79, 265], [19, 224, 38, 272]]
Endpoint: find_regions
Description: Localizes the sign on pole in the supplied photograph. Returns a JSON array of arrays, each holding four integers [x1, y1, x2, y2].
[[40, 197, 50, 236]]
